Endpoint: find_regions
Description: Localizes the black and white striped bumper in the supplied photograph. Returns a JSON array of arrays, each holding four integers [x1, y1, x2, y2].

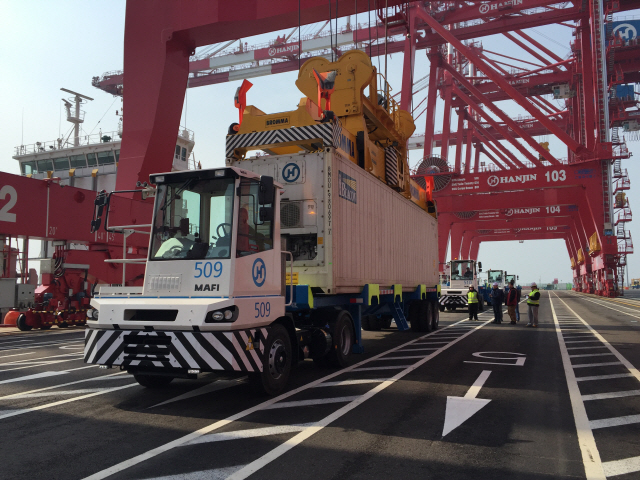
[[84, 328, 269, 373], [439, 295, 468, 307]]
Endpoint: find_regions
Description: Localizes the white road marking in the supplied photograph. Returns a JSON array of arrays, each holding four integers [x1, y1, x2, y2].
[[572, 362, 622, 368], [376, 356, 425, 361], [442, 370, 491, 437], [0, 352, 34, 360], [82, 317, 490, 480], [578, 296, 640, 320], [263, 396, 362, 410], [0, 340, 84, 353], [148, 378, 247, 409], [0, 370, 123, 400], [140, 465, 245, 480], [568, 353, 615, 359], [565, 340, 604, 344], [185, 424, 313, 445], [590, 414, 640, 430], [0, 357, 82, 373], [353, 365, 415, 371], [576, 373, 634, 382], [10, 388, 106, 399], [0, 383, 137, 420], [0, 371, 68, 385], [397, 347, 440, 352], [549, 295, 606, 479], [602, 455, 640, 477], [566, 346, 608, 351], [582, 389, 640, 401], [313, 379, 386, 388]]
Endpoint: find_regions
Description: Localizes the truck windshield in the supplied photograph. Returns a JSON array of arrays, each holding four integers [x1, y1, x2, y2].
[[488, 270, 503, 284], [150, 177, 235, 260], [450, 261, 473, 281]]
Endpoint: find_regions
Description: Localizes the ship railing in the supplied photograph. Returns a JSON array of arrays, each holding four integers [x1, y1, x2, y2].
[[14, 130, 120, 155]]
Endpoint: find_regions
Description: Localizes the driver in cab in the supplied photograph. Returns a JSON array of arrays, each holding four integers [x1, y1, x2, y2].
[[463, 267, 473, 279]]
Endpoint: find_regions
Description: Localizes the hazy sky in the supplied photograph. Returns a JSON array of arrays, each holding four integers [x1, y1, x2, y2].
[[1, 1, 638, 286]]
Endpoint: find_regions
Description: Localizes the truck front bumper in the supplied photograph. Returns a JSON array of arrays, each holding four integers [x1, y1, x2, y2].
[[84, 327, 269, 373], [439, 295, 468, 307]]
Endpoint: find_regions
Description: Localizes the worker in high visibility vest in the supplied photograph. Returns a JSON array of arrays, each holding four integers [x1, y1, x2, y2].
[[468, 286, 479, 321], [526, 282, 541, 327]]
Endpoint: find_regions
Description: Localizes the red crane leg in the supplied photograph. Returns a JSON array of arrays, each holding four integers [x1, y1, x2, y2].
[[440, 83, 454, 164], [580, 26, 597, 152], [454, 112, 465, 173], [438, 219, 451, 268], [423, 49, 440, 158], [465, 126, 473, 174], [400, 6, 417, 112], [474, 143, 481, 172], [450, 223, 464, 261]]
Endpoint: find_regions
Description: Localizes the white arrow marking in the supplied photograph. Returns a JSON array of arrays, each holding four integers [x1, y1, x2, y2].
[[442, 370, 492, 437]]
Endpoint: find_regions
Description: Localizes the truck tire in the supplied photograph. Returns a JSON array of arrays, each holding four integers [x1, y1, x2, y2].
[[361, 315, 371, 331], [381, 315, 393, 329], [409, 301, 422, 332], [16, 314, 32, 331], [326, 311, 354, 368], [431, 300, 439, 330], [419, 300, 433, 332], [133, 374, 174, 388], [439, 304, 445, 312], [364, 315, 382, 331], [249, 323, 292, 395]]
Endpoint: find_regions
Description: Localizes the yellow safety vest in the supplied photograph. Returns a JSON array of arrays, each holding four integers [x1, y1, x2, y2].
[[527, 289, 540, 306], [468, 291, 478, 304]]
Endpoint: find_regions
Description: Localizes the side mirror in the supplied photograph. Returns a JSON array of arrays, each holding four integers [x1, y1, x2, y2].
[[259, 206, 274, 222], [517, 275, 520, 280], [478, 262, 482, 269], [259, 176, 275, 205]]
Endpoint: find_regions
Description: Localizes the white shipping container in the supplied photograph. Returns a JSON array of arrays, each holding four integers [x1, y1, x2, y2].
[[231, 148, 438, 294]]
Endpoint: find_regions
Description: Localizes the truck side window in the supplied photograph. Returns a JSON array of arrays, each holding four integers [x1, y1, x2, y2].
[[237, 181, 273, 257]]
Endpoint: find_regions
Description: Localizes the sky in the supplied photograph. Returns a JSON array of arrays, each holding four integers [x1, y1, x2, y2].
[[1, 1, 638, 287]]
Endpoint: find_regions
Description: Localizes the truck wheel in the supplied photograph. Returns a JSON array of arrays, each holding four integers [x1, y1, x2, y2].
[[326, 311, 354, 368], [133, 374, 174, 388], [361, 315, 371, 331], [439, 305, 445, 312], [431, 301, 439, 330], [451, 306, 457, 311], [16, 314, 32, 331], [250, 323, 292, 395], [381, 315, 393, 329], [364, 315, 381, 331], [409, 301, 422, 332], [419, 301, 433, 332]]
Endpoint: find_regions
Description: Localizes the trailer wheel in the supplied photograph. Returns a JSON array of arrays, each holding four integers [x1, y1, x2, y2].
[[363, 315, 381, 331], [16, 314, 32, 331], [431, 301, 439, 330], [249, 323, 292, 395], [326, 311, 354, 368], [409, 301, 422, 332], [419, 301, 433, 332], [133, 374, 174, 388]]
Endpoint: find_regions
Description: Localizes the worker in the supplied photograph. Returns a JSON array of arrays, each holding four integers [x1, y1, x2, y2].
[[515, 284, 522, 322], [464, 266, 473, 279], [506, 279, 518, 324], [468, 286, 479, 321], [526, 282, 541, 327], [489, 282, 504, 324]]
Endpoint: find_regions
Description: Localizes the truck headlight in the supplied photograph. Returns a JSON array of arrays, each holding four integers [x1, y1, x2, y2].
[[205, 306, 238, 323], [88, 309, 99, 320]]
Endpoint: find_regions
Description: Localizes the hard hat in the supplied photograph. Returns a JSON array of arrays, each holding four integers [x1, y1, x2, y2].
[[531, 282, 537, 286], [493, 282, 498, 286]]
